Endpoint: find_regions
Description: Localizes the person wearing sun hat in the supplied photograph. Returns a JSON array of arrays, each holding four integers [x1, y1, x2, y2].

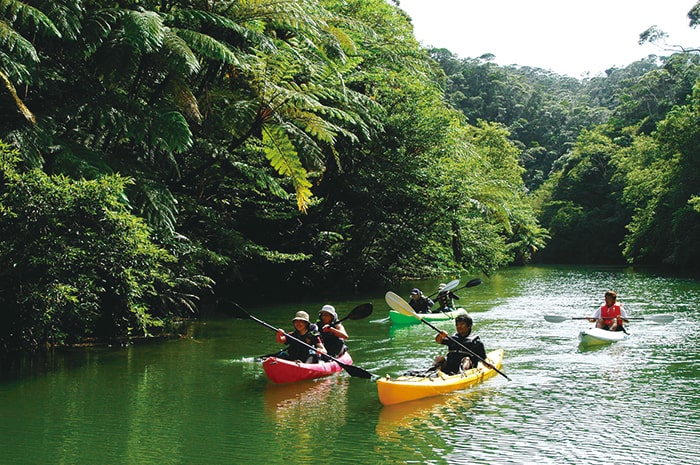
[[276, 310, 327, 363], [435, 283, 460, 313], [315, 304, 349, 357]]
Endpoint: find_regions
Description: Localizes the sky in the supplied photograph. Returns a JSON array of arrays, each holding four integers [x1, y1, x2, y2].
[[396, 0, 699, 78]]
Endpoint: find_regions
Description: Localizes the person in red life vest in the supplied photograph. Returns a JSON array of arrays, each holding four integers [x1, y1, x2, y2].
[[587, 290, 629, 331]]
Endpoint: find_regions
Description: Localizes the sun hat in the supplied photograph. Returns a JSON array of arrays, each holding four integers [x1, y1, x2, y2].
[[292, 311, 311, 324], [319, 304, 337, 320]]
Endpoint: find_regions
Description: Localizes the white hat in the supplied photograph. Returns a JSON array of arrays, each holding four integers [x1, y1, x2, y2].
[[439, 283, 446, 290], [319, 304, 337, 320]]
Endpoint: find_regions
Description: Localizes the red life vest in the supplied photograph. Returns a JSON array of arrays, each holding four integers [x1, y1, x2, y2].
[[600, 303, 622, 326]]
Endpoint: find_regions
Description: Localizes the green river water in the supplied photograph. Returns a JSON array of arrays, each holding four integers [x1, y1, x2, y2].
[[1, 265, 699, 464]]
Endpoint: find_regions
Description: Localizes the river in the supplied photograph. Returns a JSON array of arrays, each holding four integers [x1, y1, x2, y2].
[[1, 265, 699, 464]]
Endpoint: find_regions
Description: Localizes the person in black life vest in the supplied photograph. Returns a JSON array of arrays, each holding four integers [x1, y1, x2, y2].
[[316, 304, 348, 357], [433, 314, 486, 374], [276, 311, 327, 363], [434, 282, 460, 313], [409, 288, 434, 314], [587, 290, 629, 331]]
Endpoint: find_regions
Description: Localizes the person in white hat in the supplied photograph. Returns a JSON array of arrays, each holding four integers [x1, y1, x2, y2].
[[276, 310, 327, 363], [435, 283, 460, 313], [315, 305, 348, 357]]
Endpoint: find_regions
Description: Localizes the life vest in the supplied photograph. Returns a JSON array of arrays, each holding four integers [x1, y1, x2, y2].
[[286, 328, 321, 362], [317, 319, 347, 357], [600, 303, 623, 326]]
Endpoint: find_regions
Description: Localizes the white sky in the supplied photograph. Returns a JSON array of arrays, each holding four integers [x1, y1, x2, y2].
[[397, 0, 699, 77]]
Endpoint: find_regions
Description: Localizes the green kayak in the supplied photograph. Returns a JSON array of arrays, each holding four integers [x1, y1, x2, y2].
[[388, 308, 468, 325]]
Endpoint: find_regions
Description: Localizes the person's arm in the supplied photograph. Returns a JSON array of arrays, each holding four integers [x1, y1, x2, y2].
[[323, 322, 348, 339], [618, 305, 629, 322], [435, 330, 449, 344], [451, 293, 459, 300], [315, 337, 327, 355], [276, 329, 287, 343]]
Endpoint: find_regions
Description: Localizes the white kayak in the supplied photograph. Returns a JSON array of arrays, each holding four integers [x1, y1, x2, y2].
[[578, 327, 628, 346]]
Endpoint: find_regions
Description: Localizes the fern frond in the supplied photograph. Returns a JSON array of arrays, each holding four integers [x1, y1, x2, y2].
[[172, 77, 202, 123], [262, 123, 313, 212], [0, 19, 39, 62], [121, 8, 164, 54], [174, 28, 238, 65], [163, 28, 200, 74], [0, 0, 61, 38], [152, 111, 193, 153]]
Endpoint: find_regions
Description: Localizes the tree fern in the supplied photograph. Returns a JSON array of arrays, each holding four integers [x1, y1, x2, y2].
[[262, 123, 313, 212]]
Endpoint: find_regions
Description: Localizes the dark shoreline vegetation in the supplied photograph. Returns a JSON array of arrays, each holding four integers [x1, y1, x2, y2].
[[2, 1, 700, 355]]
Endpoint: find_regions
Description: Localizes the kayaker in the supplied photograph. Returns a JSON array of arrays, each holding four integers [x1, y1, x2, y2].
[[434, 283, 460, 313], [409, 288, 434, 314], [433, 314, 487, 374], [316, 304, 349, 357], [276, 311, 327, 363], [587, 290, 629, 331]]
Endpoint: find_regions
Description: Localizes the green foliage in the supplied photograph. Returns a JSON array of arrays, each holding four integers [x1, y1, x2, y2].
[[0, 143, 180, 352]]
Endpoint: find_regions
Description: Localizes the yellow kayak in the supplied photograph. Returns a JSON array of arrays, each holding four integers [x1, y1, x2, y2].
[[376, 348, 504, 406]]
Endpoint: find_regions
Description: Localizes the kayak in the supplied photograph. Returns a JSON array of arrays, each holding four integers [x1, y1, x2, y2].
[[261, 352, 353, 384], [389, 307, 468, 325], [578, 327, 628, 346], [376, 348, 504, 406]]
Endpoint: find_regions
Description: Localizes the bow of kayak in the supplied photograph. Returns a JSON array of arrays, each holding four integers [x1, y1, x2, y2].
[[262, 352, 353, 384], [578, 327, 627, 346], [389, 307, 468, 325], [376, 348, 504, 406]]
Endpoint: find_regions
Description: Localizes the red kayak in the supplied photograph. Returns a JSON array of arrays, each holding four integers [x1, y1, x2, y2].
[[262, 352, 353, 384]]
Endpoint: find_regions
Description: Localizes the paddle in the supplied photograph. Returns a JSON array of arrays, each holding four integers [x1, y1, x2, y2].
[[236, 303, 376, 379], [450, 278, 483, 293], [544, 314, 674, 324], [256, 303, 374, 359], [427, 279, 461, 298], [385, 291, 511, 381]]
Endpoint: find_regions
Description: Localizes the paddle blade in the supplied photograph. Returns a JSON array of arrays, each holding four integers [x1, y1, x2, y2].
[[465, 278, 482, 288], [385, 291, 420, 319], [543, 315, 569, 323], [441, 279, 460, 292], [646, 314, 674, 323], [346, 303, 373, 321], [341, 363, 374, 379]]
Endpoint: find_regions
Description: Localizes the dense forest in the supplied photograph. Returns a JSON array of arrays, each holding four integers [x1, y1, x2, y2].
[[1, 0, 699, 354]]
